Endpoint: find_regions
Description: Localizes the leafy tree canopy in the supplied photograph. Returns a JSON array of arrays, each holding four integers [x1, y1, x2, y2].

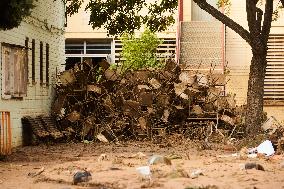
[[66, 0, 178, 35], [0, 0, 34, 30]]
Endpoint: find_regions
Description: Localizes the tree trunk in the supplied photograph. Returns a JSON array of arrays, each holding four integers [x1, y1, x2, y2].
[[245, 52, 267, 135]]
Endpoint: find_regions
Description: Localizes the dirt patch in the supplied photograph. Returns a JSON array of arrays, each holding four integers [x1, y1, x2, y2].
[[1, 141, 284, 189]]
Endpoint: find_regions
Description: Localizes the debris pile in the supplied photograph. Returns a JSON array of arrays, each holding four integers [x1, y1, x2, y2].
[[49, 59, 245, 142]]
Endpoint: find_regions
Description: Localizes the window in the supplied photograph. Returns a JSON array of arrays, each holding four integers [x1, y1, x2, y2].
[[86, 41, 111, 54], [65, 40, 111, 55], [114, 38, 176, 63], [46, 43, 49, 84], [1, 43, 28, 99], [25, 37, 29, 82], [65, 42, 84, 54], [40, 41, 43, 85], [65, 39, 112, 69], [32, 39, 35, 83]]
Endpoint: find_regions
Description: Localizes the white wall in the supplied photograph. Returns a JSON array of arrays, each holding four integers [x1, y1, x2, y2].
[[225, 1, 251, 105], [0, 0, 65, 147]]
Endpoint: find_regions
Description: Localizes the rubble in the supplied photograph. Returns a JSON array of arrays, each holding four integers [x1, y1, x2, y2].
[[25, 59, 250, 144]]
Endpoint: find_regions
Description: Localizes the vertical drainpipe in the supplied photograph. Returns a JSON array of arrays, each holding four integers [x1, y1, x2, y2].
[[176, 0, 183, 64]]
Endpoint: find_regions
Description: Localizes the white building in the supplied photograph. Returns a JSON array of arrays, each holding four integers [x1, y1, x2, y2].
[[65, 1, 177, 70], [180, 0, 284, 120], [0, 0, 65, 150]]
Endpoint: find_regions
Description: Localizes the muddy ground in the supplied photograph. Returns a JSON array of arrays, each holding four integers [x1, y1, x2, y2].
[[1, 139, 284, 189]]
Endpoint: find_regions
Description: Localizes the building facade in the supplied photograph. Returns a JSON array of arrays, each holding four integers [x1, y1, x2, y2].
[[65, 1, 177, 71], [65, 1, 284, 120], [0, 0, 65, 149], [179, 0, 284, 120]]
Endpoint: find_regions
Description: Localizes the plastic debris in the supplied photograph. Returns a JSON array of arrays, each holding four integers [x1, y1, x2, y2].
[[136, 166, 151, 178], [257, 140, 275, 156], [73, 171, 92, 185], [148, 155, 172, 165], [190, 169, 203, 179], [240, 163, 264, 171]]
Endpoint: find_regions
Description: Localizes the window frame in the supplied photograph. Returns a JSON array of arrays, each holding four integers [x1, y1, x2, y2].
[[1, 43, 28, 99]]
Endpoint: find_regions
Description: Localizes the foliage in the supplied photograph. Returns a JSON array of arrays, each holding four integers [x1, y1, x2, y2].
[[217, 0, 283, 20], [272, 4, 284, 21], [120, 29, 163, 72], [66, 0, 177, 36], [0, 0, 35, 30], [216, 0, 232, 15]]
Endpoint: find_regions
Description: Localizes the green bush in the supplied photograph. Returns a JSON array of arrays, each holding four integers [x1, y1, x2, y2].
[[120, 29, 164, 72]]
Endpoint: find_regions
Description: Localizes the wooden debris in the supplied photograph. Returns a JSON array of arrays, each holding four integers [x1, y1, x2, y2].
[[50, 59, 245, 143]]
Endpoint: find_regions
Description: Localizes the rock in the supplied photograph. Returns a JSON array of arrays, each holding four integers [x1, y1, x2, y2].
[[73, 171, 92, 185], [242, 162, 265, 171]]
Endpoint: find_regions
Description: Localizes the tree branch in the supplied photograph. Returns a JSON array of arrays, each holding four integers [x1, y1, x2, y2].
[[192, 0, 252, 46], [246, 0, 258, 35], [261, 0, 273, 44], [256, 8, 263, 35]]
